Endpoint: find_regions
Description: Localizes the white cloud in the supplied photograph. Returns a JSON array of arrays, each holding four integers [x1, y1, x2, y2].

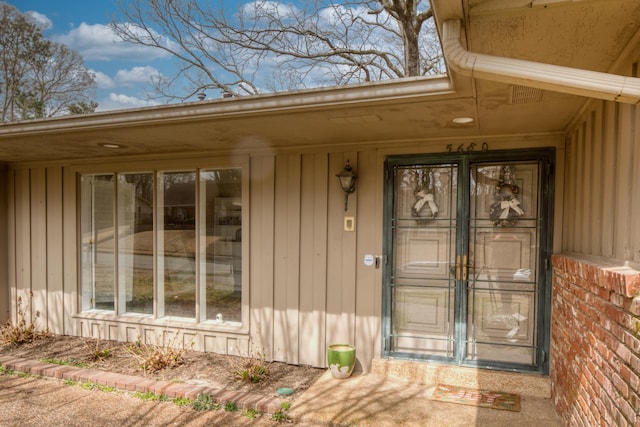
[[26, 11, 53, 30], [241, 1, 299, 19], [91, 70, 116, 89], [115, 66, 162, 86], [96, 93, 160, 112], [54, 23, 175, 61]]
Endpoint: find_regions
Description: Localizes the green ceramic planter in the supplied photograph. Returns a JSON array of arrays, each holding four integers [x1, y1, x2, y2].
[[327, 344, 356, 379]]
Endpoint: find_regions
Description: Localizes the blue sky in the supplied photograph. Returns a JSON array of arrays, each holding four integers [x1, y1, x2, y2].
[[9, 1, 440, 112], [10, 0, 214, 111]]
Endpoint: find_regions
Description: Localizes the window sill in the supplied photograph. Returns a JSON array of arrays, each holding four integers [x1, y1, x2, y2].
[[73, 311, 249, 335]]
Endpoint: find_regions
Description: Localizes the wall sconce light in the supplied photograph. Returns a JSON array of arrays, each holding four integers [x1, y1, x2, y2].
[[336, 160, 357, 211]]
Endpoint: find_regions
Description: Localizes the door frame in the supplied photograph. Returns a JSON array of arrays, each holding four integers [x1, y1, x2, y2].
[[382, 148, 555, 374]]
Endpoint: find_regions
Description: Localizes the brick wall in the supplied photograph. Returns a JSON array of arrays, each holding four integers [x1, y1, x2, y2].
[[551, 255, 640, 426]]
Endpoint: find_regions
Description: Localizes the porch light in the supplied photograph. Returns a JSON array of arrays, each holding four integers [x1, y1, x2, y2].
[[336, 160, 357, 211]]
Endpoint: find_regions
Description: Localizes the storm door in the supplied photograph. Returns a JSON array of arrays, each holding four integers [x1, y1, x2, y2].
[[383, 150, 553, 373]]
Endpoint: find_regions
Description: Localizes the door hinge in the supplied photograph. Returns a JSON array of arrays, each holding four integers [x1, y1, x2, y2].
[[541, 350, 547, 363]]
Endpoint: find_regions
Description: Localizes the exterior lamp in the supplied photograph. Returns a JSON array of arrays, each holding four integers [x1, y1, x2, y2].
[[336, 160, 357, 211]]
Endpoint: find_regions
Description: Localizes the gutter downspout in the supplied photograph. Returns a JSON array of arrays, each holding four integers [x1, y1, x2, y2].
[[441, 19, 640, 104]]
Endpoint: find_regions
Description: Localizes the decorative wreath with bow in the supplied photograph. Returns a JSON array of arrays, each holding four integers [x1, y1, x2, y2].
[[489, 165, 524, 227], [411, 168, 439, 224]]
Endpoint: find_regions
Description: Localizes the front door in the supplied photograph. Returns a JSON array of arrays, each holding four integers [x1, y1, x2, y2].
[[383, 149, 553, 373]]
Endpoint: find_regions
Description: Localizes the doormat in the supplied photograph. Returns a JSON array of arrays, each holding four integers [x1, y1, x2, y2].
[[430, 384, 521, 412]]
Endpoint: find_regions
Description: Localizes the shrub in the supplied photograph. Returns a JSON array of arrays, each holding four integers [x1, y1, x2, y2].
[[231, 351, 270, 383], [0, 292, 49, 345], [125, 334, 185, 375]]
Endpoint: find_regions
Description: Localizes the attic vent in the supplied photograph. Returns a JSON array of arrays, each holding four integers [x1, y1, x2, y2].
[[509, 85, 543, 104]]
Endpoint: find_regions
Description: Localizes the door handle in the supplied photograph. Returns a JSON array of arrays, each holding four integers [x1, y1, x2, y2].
[[450, 255, 474, 281], [462, 255, 467, 281]]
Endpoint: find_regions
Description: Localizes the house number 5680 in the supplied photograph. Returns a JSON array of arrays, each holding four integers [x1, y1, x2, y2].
[[446, 142, 489, 152]]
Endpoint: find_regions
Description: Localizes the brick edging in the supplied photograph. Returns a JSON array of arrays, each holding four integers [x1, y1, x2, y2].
[[0, 355, 285, 414]]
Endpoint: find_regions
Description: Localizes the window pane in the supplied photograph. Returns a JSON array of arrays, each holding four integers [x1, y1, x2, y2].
[[80, 174, 115, 311], [160, 171, 196, 318], [202, 169, 242, 323], [118, 173, 154, 315]]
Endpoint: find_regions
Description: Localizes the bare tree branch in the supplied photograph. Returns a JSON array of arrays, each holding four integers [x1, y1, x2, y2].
[[111, 0, 443, 101]]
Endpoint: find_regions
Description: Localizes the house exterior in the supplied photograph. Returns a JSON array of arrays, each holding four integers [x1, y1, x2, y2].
[[1, 1, 640, 425]]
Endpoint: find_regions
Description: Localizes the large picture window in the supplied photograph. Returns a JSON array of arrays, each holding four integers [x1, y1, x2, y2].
[[80, 167, 243, 325]]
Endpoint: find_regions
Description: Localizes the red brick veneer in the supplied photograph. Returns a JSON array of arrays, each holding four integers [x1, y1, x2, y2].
[[551, 255, 640, 426]]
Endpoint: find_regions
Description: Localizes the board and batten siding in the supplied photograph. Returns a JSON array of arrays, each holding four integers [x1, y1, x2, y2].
[[6, 150, 383, 370], [0, 165, 8, 323], [562, 60, 640, 264], [249, 151, 381, 370]]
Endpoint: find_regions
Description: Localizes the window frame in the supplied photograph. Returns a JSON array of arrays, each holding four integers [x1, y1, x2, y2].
[[73, 156, 250, 333]]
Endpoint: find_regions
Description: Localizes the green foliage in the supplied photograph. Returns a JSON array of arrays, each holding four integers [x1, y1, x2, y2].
[[96, 384, 116, 393], [243, 408, 261, 419], [271, 401, 291, 423], [133, 391, 169, 401], [80, 381, 95, 390], [78, 381, 116, 393], [83, 338, 113, 361], [0, 292, 49, 345], [0, 2, 96, 122], [224, 402, 238, 412], [0, 365, 14, 375], [173, 397, 193, 407], [191, 393, 220, 411], [63, 379, 77, 386], [232, 351, 269, 383]]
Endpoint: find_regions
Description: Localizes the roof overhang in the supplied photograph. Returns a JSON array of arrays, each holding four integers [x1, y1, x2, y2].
[[1, 0, 639, 164]]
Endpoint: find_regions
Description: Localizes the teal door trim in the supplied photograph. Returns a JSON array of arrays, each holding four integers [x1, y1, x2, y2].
[[382, 148, 554, 374]]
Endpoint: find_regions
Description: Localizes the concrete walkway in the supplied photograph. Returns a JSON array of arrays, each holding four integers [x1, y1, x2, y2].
[[290, 371, 562, 426], [0, 354, 562, 426]]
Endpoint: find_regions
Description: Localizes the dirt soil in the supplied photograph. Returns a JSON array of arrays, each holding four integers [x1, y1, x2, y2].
[[0, 334, 325, 402]]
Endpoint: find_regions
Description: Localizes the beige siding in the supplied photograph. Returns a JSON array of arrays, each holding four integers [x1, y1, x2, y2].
[[249, 155, 276, 357], [299, 153, 328, 367], [46, 167, 64, 334], [14, 169, 31, 319], [0, 166, 8, 322], [6, 134, 562, 371], [563, 61, 640, 263]]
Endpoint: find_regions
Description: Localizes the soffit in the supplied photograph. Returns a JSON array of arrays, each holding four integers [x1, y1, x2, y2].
[[456, 0, 640, 135], [1, 0, 639, 164]]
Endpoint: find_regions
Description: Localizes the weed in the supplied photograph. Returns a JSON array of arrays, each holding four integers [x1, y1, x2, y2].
[[243, 408, 261, 419], [231, 351, 270, 383], [0, 292, 49, 345], [191, 393, 220, 411], [96, 384, 116, 393], [125, 334, 186, 375], [63, 379, 77, 386], [80, 381, 94, 390], [133, 391, 169, 401], [271, 401, 291, 423], [224, 402, 238, 412], [0, 365, 14, 375], [83, 337, 113, 361], [173, 397, 192, 407], [41, 358, 88, 368]]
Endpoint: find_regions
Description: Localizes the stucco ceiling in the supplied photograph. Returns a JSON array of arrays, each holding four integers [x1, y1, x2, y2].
[[1, 0, 639, 164]]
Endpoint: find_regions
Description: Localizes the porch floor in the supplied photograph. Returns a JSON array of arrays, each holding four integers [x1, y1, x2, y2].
[[290, 360, 562, 426]]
